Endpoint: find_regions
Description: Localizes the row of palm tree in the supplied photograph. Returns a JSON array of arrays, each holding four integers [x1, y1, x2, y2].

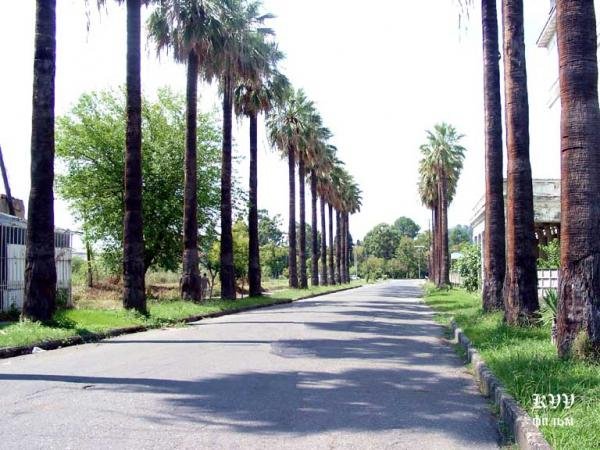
[[22, 0, 361, 322], [418, 123, 466, 289], [266, 88, 362, 289], [148, 0, 283, 302], [461, 0, 600, 356]]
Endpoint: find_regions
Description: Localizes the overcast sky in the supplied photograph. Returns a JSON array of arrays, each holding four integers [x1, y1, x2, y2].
[[0, 1, 557, 243]]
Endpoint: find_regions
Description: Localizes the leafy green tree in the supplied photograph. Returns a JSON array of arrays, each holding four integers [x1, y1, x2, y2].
[[449, 225, 472, 251], [56, 88, 222, 275], [395, 236, 418, 278], [393, 217, 420, 239], [258, 209, 284, 246], [363, 224, 402, 260], [261, 243, 287, 279]]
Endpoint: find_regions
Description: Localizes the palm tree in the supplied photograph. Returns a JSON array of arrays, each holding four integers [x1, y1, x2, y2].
[[328, 202, 335, 284], [292, 100, 324, 289], [147, 0, 221, 301], [315, 145, 337, 286], [501, 0, 538, 324], [335, 209, 342, 284], [266, 88, 312, 288], [418, 162, 438, 284], [310, 169, 319, 286], [335, 168, 361, 283], [96, 0, 147, 312], [302, 113, 331, 287], [298, 153, 308, 288], [555, 0, 600, 357], [235, 65, 286, 297], [330, 164, 346, 284], [319, 194, 328, 285], [418, 123, 466, 288], [208, 0, 274, 299], [481, 0, 506, 312], [22, 0, 57, 322], [343, 177, 362, 281]]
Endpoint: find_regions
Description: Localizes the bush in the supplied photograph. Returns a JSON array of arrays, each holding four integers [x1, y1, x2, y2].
[[540, 288, 558, 327], [538, 238, 560, 269], [453, 244, 481, 292]]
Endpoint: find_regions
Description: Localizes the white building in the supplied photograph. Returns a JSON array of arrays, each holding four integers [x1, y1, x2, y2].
[[0, 213, 73, 312]]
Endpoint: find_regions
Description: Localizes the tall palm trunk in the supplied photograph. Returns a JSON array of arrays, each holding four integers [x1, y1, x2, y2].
[[310, 171, 319, 286], [501, 0, 538, 324], [429, 209, 436, 283], [335, 210, 342, 284], [180, 49, 201, 301], [248, 111, 261, 297], [556, 0, 600, 357], [435, 196, 443, 286], [298, 158, 308, 288], [22, 0, 57, 322], [328, 203, 335, 284], [341, 212, 348, 283], [288, 148, 298, 288], [122, 0, 146, 313], [439, 171, 450, 286], [346, 213, 351, 282], [320, 197, 328, 285], [219, 74, 236, 300], [482, 0, 506, 311]]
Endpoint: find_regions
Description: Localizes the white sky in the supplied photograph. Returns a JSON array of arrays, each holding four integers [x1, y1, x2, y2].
[[0, 0, 558, 245]]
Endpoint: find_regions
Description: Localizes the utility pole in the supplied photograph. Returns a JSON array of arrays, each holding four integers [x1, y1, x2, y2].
[[415, 245, 425, 279]]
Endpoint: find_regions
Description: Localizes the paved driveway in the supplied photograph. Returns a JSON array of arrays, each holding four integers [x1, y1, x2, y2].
[[0, 280, 499, 449]]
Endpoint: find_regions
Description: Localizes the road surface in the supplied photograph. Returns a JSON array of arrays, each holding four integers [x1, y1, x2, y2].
[[0, 280, 499, 449]]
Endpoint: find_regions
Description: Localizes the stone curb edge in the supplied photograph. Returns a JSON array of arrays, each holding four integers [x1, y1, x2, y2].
[[450, 319, 552, 450], [0, 284, 363, 360]]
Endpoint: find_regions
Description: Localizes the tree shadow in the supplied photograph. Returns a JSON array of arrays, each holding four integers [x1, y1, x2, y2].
[[0, 367, 499, 446]]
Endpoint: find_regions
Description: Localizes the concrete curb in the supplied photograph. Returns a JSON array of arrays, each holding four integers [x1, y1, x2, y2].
[[450, 319, 552, 450], [0, 284, 362, 360]]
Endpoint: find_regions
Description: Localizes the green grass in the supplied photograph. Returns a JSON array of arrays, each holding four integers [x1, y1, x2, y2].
[[423, 286, 600, 450], [0, 281, 362, 351]]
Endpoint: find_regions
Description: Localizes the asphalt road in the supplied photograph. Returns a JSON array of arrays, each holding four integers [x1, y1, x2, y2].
[[0, 280, 499, 449]]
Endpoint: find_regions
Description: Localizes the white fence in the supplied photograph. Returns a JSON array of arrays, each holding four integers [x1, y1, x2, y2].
[[0, 214, 72, 312], [450, 272, 463, 286], [538, 269, 559, 298], [450, 268, 559, 299]]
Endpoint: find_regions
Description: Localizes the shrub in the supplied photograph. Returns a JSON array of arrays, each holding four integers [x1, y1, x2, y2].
[[540, 288, 558, 327], [538, 238, 560, 269], [453, 244, 481, 292]]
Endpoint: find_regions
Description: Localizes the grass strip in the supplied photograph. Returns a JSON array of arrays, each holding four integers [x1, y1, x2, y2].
[[0, 281, 363, 352], [423, 286, 600, 450]]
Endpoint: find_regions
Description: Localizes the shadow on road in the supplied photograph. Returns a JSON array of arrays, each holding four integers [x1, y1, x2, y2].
[[0, 366, 494, 446], [0, 281, 498, 447]]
